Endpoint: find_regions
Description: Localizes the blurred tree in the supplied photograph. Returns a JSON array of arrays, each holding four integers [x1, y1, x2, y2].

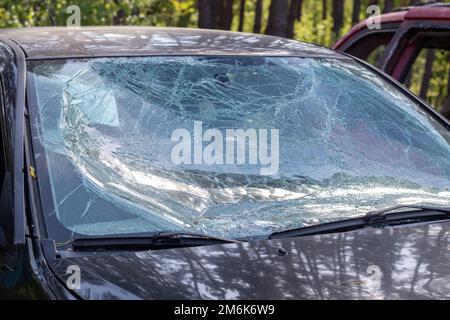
[[218, 0, 233, 30], [47, 0, 57, 25], [198, 0, 216, 28], [265, 0, 289, 37], [332, 0, 344, 41], [420, 49, 435, 99], [322, 0, 327, 20], [352, 0, 361, 24], [238, 0, 245, 31], [384, 0, 394, 13], [198, 0, 233, 30], [113, 0, 125, 25], [287, 0, 302, 38], [253, 0, 263, 33]]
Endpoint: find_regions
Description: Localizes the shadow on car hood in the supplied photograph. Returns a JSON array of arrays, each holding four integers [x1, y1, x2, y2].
[[49, 221, 450, 300]]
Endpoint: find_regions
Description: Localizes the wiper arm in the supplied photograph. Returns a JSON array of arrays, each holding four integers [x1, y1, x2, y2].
[[365, 204, 450, 217], [269, 205, 450, 240], [71, 231, 241, 251]]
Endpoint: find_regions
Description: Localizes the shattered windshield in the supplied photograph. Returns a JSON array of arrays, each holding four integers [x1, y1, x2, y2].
[[28, 56, 450, 242]]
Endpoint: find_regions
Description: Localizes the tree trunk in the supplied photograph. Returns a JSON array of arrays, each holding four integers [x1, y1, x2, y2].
[[113, 0, 125, 25], [420, 49, 435, 100], [212, 0, 221, 29], [113, 9, 125, 25], [238, 0, 245, 32], [48, 0, 56, 25], [286, 0, 302, 38], [198, 0, 214, 28], [322, 0, 327, 20], [218, 0, 234, 30], [265, 0, 289, 37], [383, 0, 394, 13], [332, 0, 344, 39], [253, 0, 263, 33], [352, 0, 361, 25], [296, 0, 303, 21], [131, 3, 140, 19]]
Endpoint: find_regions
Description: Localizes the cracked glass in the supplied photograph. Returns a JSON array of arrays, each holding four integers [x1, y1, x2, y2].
[[27, 56, 450, 242]]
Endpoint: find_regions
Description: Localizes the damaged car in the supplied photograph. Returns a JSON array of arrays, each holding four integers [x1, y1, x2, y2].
[[1, 27, 450, 299]]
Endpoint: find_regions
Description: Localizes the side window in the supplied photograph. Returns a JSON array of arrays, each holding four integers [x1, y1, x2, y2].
[[403, 34, 450, 117], [345, 32, 395, 68]]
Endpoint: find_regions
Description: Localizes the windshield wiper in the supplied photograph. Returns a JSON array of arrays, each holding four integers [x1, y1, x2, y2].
[[269, 205, 450, 240], [71, 231, 241, 251]]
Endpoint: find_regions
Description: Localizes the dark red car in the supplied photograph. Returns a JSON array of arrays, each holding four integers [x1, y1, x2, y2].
[[334, 3, 450, 116]]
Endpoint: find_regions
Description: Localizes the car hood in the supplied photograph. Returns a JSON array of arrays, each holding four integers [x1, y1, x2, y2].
[[49, 221, 450, 300]]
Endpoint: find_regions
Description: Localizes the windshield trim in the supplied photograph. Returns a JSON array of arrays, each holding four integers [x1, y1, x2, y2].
[[25, 53, 354, 62]]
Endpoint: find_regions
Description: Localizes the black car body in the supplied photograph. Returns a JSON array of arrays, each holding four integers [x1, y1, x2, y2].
[[1, 27, 450, 300]]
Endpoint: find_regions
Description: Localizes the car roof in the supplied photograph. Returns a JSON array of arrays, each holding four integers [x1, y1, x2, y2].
[[333, 6, 450, 50], [0, 26, 346, 60], [404, 6, 450, 20]]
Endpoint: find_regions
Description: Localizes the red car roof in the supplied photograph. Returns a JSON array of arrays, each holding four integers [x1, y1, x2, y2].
[[333, 7, 450, 49], [405, 7, 450, 20]]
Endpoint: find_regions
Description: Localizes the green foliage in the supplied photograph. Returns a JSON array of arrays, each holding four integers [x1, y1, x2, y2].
[[1, 0, 449, 44], [408, 49, 450, 111], [0, 0, 198, 28]]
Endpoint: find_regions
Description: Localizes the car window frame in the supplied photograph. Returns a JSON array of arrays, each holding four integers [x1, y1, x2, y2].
[[0, 44, 22, 267], [334, 23, 400, 65], [0, 77, 12, 172], [0, 75, 12, 249], [382, 21, 450, 79]]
